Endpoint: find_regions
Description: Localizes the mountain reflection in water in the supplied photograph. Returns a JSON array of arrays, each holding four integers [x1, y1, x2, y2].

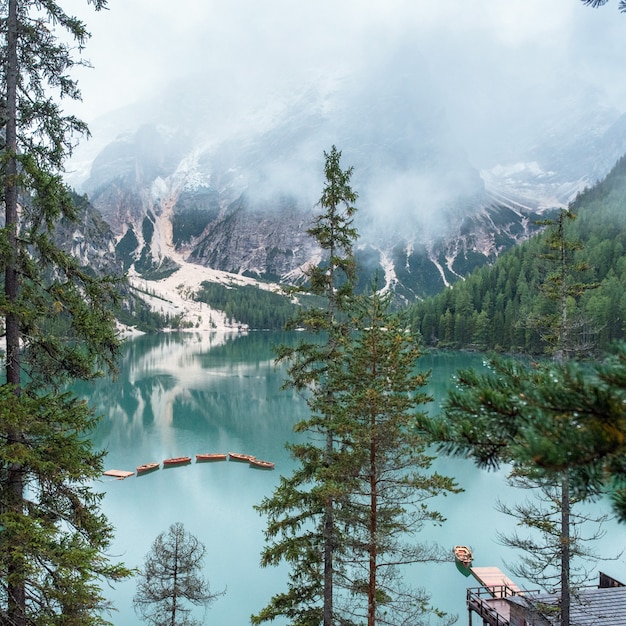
[[75, 332, 626, 626]]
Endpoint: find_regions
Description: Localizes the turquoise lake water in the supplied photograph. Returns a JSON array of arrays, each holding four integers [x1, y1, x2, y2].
[[78, 332, 626, 625]]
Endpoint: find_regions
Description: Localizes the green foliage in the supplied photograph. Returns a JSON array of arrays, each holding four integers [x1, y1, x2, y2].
[[141, 214, 155, 243], [133, 247, 179, 280], [172, 204, 217, 246], [423, 346, 626, 510], [195, 281, 301, 330], [332, 288, 459, 625], [495, 471, 612, 595], [581, 0, 626, 12], [171, 186, 220, 231], [1, 0, 131, 623], [254, 146, 360, 626], [409, 156, 626, 355], [0, 386, 132, 625], [114, 223, 179, 280], [307, 145, 358, 309], [115, 227, 140, 271], [114, 291, 184, 333]]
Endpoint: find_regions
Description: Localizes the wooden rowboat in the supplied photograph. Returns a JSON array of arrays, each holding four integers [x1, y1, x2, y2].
[[249, 458, 275, 470], [196, 453, 227, 462], [163, 456, 192, 466], [229, 452, 256, 462], [454, 545, 473, 568], [103, 469, 134, 479], [136, 462, 160, 474]]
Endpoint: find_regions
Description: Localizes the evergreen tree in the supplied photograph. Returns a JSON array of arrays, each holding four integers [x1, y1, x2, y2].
[[255, 152, 459, 626], [133, 523, 224, 626], [421, 359, 615, 626], [494, 469, 613, 605], [421, 211, 606, 625], [1, 1, 130, 623], [517, 209, 600, 626], [581, 0, 626, 11], [334, 287, 459, 626], [253, 146, 358, 626], [531, 209, 598, 362]]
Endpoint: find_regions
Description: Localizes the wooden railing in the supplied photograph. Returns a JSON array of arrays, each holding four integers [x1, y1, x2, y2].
[[466, 584, 539, 626]]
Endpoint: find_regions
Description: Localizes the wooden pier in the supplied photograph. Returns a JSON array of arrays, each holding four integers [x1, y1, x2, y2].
[[471, 567, 521, 593], [466, 567, 523, 626]]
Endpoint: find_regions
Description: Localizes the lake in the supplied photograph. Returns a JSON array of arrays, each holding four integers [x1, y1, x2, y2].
[[80, 332, 626, 625]]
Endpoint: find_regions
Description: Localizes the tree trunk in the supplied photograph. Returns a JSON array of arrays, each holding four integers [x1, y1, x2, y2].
[[323, 235, 337, 626], [5, 1, 27, 624], [5, 0, 19, 386], [560, 474, 571, 626], [368, 417, 377, 626], [323, 429, 334, 626], [171, 530, 179, 626]]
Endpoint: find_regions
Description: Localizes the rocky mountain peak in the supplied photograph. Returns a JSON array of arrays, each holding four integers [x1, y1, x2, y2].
[[67, 55, 626, 325]]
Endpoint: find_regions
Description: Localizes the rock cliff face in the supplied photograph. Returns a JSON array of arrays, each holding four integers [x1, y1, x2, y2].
[[55, 193, 122, 277], [69, 53, 626, 309], [185, 195, 317, 281], [80, 122, 548, 304]]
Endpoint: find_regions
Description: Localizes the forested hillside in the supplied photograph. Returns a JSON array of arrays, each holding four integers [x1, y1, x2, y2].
[[195, 281, 302, 330], [409, 155, 626, 355]]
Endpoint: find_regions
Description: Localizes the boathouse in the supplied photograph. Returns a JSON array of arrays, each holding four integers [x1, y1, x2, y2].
[[466, 568, 626, 625]]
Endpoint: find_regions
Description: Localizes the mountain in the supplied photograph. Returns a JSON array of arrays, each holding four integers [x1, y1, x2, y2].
[[66, 51, 626, 329], [409, 155, 626, 355]]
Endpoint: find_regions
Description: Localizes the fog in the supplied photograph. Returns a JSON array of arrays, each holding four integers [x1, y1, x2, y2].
[[61, 0, 626, 173]]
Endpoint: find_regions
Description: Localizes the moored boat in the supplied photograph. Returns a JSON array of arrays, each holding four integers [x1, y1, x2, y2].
[[136, 462, 160, 474], [196, 453, 227, 462], [163, 456, 192, 466], [249, 458, 275, 470], [103, 469, 134, 479], [454, 545, 473, 568], [229, 452, 256, 462]]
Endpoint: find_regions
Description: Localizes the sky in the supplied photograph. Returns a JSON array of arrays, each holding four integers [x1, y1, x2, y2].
[[61, 0, 626, 171]]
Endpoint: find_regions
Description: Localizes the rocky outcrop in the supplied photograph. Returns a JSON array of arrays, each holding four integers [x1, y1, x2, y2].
[[68, 50, 626, 306]]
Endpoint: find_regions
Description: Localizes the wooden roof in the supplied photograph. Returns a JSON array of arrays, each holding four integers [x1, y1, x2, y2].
[[529, 586, 626, 626]]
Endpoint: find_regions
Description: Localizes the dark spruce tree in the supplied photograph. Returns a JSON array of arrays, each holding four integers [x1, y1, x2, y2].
[[1, 1, 130, 624], [420, 211, 613, 626], [253, 146, 358, 626], [581, 0, 626, 11], [333, 286, 459, 626]]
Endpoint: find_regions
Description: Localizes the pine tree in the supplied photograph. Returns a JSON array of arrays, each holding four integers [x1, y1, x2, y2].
[[581, 0, 626, 12], [495, 469, 613, 603], [334, 287, 459, 626], [422, 358, 619, 625], [532, 209, 598, 362], [133, 523, 224, 626], [1, 1, 131, 623], [253, 146, 358, 626], [420, 210, 607, 626]]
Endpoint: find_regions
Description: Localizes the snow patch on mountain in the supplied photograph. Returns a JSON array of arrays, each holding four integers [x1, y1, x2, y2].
[[128, 259, 288, 332], [481, 160, 591, 211], [377, 250, 398, 293]]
